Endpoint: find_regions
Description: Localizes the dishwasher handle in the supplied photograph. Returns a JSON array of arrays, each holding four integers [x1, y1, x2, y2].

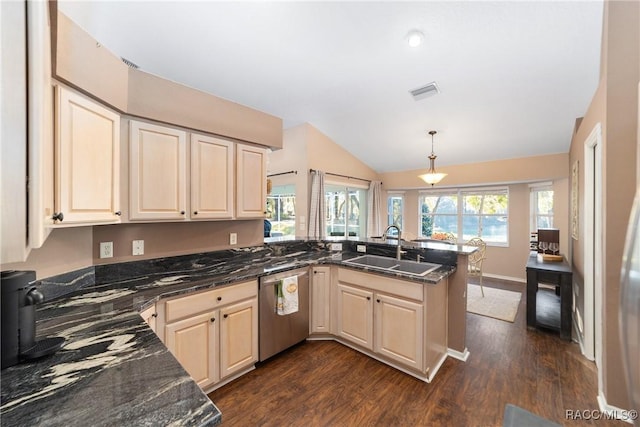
[[261, 269, 309, 285]]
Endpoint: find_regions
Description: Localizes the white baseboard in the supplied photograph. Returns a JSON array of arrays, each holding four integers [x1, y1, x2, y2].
[[482, 273, 526, 284], [447, 347, 470, 362], [597, 392, 635, 424]]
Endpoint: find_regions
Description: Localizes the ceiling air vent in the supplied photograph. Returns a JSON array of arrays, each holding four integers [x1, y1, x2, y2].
[[410, 81, 439, 101], [121, 57, 140, 69]]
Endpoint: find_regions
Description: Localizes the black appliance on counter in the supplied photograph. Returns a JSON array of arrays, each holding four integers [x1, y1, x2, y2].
[[1, 270, 64, 369]]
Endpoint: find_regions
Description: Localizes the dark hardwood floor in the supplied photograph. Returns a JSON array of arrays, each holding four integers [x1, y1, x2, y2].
[[208, 277, 625, 426]]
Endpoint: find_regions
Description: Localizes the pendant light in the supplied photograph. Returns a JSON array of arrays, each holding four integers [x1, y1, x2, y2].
[[418, 130, 447, 186]]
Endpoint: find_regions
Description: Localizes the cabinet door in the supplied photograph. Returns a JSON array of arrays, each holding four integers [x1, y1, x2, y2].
[[219, 298, 258, 379], [236, 144, 267, 218], [129, 120, 187, 220], [55, 86, 120, 224], [139, 305, 157, 334], [190, 133, 234, 219], [374, 293, 423, 371], [336, 283, 373, 350], [165, 311, 219, 388], [311, 266, 332, 334]]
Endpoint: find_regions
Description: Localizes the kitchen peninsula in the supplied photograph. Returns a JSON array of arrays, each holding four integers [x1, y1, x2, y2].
[[0, 238, 474, 426]]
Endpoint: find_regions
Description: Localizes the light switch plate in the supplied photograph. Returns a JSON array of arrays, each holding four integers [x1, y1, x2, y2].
[[330, 243, 342, 251], [132, 240, 144, 256], [100, 242, 113, 258], [357, 245, 366, 253], [230, 233, 237, 245]]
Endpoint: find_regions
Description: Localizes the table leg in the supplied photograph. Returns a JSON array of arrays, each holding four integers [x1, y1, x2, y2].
[[560, 274, 572, 340], [526, 269, 538, 329]]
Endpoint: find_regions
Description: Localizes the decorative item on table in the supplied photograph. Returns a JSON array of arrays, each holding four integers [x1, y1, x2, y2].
[[530, 231, 538, 251], [538, 228, 562, 261], [431, 232, 450, 241]]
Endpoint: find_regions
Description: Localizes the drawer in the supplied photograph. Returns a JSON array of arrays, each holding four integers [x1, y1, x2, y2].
[[164, 280, 257, 323], [338, 268, 423, 302]]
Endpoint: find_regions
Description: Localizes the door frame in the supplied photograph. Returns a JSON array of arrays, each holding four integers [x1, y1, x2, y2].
[[583, 122, 603, 392]]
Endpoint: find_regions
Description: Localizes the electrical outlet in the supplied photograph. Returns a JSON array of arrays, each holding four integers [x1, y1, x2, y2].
[[100, 242, 113, 258], [357, 245, 366, 253], [132, 240, 144, 256], [230, 233, 237, 245], [330, 243, 342, 251]]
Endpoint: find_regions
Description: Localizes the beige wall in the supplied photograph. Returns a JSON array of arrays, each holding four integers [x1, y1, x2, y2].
[[92, 220, 263, 265], [381, 154, 570, 282], [1, 228, 93, 279], [569, 0, 639, 410]]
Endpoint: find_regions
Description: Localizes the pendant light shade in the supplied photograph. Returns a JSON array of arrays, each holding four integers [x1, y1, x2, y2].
[[418, 130, 447, 186]]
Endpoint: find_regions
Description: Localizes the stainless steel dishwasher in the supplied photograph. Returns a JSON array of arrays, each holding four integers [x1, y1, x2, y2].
[[259, 267, 309, 361]]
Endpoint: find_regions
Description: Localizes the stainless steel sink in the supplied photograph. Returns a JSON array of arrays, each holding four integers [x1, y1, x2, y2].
[[344, 254, 441, 277]]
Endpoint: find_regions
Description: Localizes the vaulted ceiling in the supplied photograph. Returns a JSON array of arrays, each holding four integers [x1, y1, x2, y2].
[[59, 1, 603, 173]]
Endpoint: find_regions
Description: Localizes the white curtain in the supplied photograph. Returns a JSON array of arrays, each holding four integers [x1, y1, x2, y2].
[[308, 170, 326, 238], [367, 180, 383, 237]]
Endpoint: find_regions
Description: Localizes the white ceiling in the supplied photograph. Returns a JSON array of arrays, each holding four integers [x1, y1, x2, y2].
[[58, 1, 603, 173]]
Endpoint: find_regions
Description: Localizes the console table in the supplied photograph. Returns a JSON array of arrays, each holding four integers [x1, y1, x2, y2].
[[525, 252, 573, 340]]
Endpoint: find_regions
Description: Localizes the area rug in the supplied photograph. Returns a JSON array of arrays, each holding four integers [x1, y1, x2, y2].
[[466, 284, 521, 322]]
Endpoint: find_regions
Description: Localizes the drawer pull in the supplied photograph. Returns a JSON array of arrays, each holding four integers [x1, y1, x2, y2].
[[376, 299, 380, 303], [366, 296, 371, 301], [223, 314, 228, 319], [151, 313, 158, 318], [217, 296, 222, 302], [210, 317, 215, 323]]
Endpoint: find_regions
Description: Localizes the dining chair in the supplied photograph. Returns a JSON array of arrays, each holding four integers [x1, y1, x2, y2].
[[466, 237, 487, 297]]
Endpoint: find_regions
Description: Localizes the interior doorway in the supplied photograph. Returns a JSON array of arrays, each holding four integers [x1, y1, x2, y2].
[[583, 123, 603, 392]]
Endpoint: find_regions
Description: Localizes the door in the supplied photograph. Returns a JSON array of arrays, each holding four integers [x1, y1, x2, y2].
[[190, 133, 234, 219], [374, 293, 423, 371], [165, 311, 219, 388], [55, 86, 121, 224], [129, 120, 187, 220], [236, 144, 267, 218], [336, 283, 373, 350], [311, 266, 331, 334], [219, 298, 258, 379]]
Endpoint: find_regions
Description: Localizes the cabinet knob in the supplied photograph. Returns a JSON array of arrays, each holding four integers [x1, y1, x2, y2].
[[376, 299, 380, 303], [217, 296, 222, 302], [366, 296, 371, 301], [210, 317, 215, 323], [151, 313, 158, 318], [52, 212, 64, 222], [180, 211, 185, 215], [193, 211, 198, 215], [114, 211, 122, 216], [223, 314, 228, 319]]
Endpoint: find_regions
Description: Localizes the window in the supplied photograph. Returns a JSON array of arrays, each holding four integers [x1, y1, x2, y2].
[[387, 193, 404, 236], [419, 188, 509, 245], [265, 185, 296, 237], [461, 189, 509, 244], [420, 193, 458, 238], [325, 184, 367, 237], [531, 187, 554, 230]]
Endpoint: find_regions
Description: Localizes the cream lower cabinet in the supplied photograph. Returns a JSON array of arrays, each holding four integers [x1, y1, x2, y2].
[[310, 266, 332, 334], [333, 268, 445, 378], [374, 293, 423, 371], [54, 86, 121, 224], [157, 281, 258, 391]]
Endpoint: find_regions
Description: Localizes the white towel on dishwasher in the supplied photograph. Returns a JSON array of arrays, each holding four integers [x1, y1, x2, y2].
[[276, 276, 299, 315]]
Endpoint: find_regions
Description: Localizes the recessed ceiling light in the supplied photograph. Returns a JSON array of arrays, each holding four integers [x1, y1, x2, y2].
[[406, 30, 424, 48]]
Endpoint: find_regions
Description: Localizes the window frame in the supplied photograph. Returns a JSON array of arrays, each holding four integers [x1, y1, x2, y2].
[[324, 180, 368, 238], [418, 186, 510, 246], [386, 192, 405, 236], [529, 183, 554, 232]]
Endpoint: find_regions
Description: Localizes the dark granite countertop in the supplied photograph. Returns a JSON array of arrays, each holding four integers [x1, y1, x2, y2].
[[0, 240, 456, 426]]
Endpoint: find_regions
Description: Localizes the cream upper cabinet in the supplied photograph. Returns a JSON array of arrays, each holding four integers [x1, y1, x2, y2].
[[129, 120, 187, 221], [165, 310, 219, 389], [310, 266, 332, 334], [336, 283, 374, 350], [54, 86, 121, 224], [219, 298, 258, 379], [374, 293, 423, 371], [190, 134, 234, 219], [236, 144, 267, 218]]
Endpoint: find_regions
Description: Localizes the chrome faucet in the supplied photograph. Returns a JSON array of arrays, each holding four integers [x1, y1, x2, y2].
[[383, 225, 404, 260]]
